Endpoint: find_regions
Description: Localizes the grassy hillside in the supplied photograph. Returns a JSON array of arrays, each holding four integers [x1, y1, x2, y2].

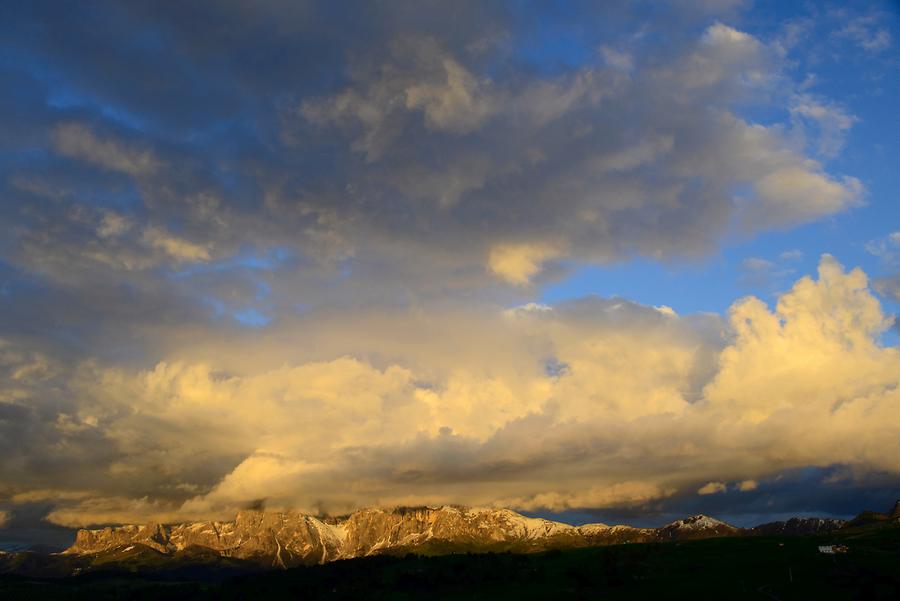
[[1, 524, 898, 600]]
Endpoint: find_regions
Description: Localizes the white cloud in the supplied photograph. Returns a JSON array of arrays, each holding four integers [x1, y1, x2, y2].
[[836, 15, 892, 53], [790, 95, 857, 157]]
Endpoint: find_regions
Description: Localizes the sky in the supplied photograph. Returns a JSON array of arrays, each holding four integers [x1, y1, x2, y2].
[[1, 0, 900, 547]]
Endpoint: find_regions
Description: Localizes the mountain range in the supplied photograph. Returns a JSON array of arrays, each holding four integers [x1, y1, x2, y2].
[[4, 501, 895, 578]]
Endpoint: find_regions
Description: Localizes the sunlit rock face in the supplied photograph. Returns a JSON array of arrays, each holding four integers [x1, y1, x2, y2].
[[338, 506, 578, 557], [65, 505, 844, 568], [66, 510, 343, 567], [69, 523, 170, 554], [577, 523, 657, 545], [64, 507, 583, 565]]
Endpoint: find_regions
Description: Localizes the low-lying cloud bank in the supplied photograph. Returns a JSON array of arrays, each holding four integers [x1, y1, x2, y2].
[[1, 256, 897, 526]]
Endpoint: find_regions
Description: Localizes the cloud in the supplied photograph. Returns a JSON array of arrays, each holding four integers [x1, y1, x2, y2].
[[742, 257, 774, 272], [698, 482, 727, 495], [835, 14, 892, 53], [141, 227, 211, 263], [53, 123, 160, 177], [600, 46, 633, 72], [404, 57, 497, 133], [0, 510, 9, 528], [0, 1, 865, 330], [749, 167, 862, 228], [2, 257, 896, 526], [501, 481, 675, 512], [45, 496, 186, 529], [780, 249, 803, 262], [866, 231, 900, 264], [738, 254, 797, 290], [0, 2, 892, 529], [790, 95, 857, 157], [737, 480, 758, 492], [874, 275, 900, 303], [488, 242, 562, 285]]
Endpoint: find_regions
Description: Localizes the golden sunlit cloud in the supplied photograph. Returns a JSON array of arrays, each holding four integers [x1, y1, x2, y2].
[[4, 257, 896, 527]]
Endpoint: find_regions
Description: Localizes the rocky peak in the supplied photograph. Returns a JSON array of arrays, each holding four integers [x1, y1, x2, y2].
[[657, 514, 739, 541], [67, 523, 170, 555], [667, 515, 731, 529]]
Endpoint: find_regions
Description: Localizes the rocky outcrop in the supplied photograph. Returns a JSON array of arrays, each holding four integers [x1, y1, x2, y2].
[[339, 506, 577, 556], [844, 500, 900, 529], [64, 506, 753, 567], [66, 510, 343, 567], [749, 517, 846, 537], [70, 523, 169, 554], [64, 506, 581, 566], [577, 523, 657, 545], [71, 504, 877, 568]]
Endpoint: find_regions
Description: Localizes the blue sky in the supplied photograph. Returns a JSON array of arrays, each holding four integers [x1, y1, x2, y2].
[[540, 2, 900, 331]]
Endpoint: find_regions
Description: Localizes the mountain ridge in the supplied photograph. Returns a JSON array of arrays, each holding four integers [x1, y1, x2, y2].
[[56, 504, 857, 568], [5, 501, 899, 578]]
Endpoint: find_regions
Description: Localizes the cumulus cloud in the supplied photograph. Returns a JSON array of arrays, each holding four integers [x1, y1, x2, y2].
[[1, 257, 896, 527]]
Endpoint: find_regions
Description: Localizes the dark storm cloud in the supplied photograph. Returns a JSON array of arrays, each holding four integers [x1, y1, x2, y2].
[[1, 1, 860, 312]]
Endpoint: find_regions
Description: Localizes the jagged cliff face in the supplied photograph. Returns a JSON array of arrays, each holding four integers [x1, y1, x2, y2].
[[577, 523, 657, 545], [63, 506, 809, 568], [33, 502, 895, 575], [339, 507, 577, 556], [64, 506, 602, 566], [71, 523, 170, 554], [67, 510, 343, 567]]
